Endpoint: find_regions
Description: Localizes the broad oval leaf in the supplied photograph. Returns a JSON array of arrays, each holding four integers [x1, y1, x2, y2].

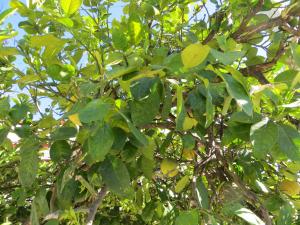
[[60, 0, 82, 15], [181, 43, 210, 68], [99, 156, 133, 198], [50, 140, 72, 162], [78, 99, 113, 123], [86, 124, 114, 163]]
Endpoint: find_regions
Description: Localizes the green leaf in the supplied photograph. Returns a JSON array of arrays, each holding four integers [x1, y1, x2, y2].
[[274, 70, 300, 89], [176, 86, 186, 131], [181, 43, 210, 68], [161, 85, 172, 120], [60, 0, 82, 15], [140, 156, 154, 179], [119, 112, 148, 146], [291, 43, 300, 67], [9, 103, 30, 122], [277, 124, 300, 161], [106, 66, 137, 81], [0, 127, 9, 145], [175, 175, 190, 193], [45, 220, 59, 225], [17, 74, 40, 84], [229, 111, 261, 125], [277, 202, 295, 225], [234, 207, 265, 225], [0, 97, 10, 118], [222, 74, 253, 116], [18, 139, 39, 187], [99, 156, 133, 198], [195, 177, 209, 209], [182, 134, 195, 150], [142, 202, 157, 222], [78, 99, 112, 123], [47, 64, 75, 81], [112, 28, 128, 50], [50, 140, 72, 163], [30, 34, 67, 60], [130, 77, 157, 100], [0, 47, 19, 57], [203, 79, 214, 128], [51, 127, 77, 141], [55, 17, 74, 27], [128, 17, 142, 45], [250, 118, 278, 159], [0, 8, 16, 24], [175, 209, 199, 225], [30, 189, 49, 225], [87, 124, 114, 163], [130, 89, 160, 126], [210, 49, 245, 65]]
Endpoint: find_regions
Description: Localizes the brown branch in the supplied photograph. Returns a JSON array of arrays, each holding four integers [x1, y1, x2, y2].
[[214, 146, 272, 225], [231, 0, 265, 38], [239, 39, 287, 84], [202, 11, 226, 44], [43, 207, 89, 221], [85, 186, 108, 225], [43, 186, 108, 224], [281, 23, 300, 37], [234, 17, 284, 43]]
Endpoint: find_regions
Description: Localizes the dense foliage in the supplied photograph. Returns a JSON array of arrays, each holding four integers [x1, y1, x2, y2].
[[0, 0, 300, 224]]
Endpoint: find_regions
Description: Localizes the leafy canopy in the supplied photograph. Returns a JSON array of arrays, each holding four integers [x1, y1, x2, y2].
[[0, 0, 300, 224]]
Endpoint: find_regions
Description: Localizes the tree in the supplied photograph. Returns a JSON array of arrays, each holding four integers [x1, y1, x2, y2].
[[0, 0, 300, 224]]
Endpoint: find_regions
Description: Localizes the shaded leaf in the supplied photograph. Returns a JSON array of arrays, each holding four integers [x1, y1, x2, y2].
[[50, 140, 72, 162], [19, 139, 39, 187], [99, 157, 133, 198]]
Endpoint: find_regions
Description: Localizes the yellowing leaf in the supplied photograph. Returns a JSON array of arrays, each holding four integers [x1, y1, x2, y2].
[[182, 149, 195, 160], [0, 47, 19, 57], [160, 159, 178, 177], [181, 43, 210, 68], [279, 180, 300, 196], [175, 175, 190, 193], [183, 116, 198, 131], [60, 0, 82, 15], [68, 113, 82, 126]]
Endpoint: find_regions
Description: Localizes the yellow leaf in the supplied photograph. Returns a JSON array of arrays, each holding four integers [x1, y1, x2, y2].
[[160, 159, 178, 177], [175, 175, 190, 193], [279, 180, 300, 196], [70, 96, 78, 102], [182, 149, 195, 160], [181, 43, 210, 68], [68, 113, 82, 126], [60, 0, 82, 15], [183, 116, 198, 131]]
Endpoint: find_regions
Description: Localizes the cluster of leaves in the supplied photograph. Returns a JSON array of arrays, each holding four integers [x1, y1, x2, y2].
[[0, 0, 300, 224]]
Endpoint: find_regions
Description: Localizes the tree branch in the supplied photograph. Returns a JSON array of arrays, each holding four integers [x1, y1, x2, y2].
[[231, 0, 265, 38], [43, 186, 108, 224], [239, 39, 287, 84], [214, 146, 272, 225], [234, 17, 284, 43], [85, 186, 108, 225], [202, 11, 226, 44]]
